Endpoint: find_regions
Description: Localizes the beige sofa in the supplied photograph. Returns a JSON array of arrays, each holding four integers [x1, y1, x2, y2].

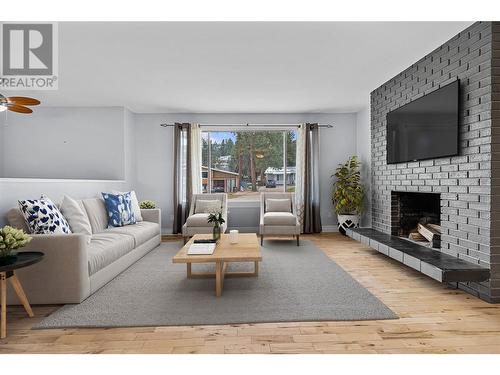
[[5, 198, 161, 305]]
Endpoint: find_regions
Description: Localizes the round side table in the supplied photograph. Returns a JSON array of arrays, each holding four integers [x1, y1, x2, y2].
[[0, 251, 44, 339]]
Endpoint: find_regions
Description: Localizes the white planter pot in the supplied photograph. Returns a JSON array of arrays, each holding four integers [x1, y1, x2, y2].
[[337, 214, 360, 236]]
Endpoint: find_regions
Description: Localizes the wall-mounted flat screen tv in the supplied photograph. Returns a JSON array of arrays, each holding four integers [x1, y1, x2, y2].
[[386, 79, 459, 164]]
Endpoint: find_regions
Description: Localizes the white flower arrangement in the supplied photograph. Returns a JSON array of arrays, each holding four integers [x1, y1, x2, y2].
[[0, 226, 32, 258]]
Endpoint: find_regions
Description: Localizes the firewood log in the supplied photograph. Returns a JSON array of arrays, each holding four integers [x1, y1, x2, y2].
[[418, 223, 441, 247]]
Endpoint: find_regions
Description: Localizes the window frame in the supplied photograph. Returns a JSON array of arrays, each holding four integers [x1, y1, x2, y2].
[[200, 126, 297, 203]]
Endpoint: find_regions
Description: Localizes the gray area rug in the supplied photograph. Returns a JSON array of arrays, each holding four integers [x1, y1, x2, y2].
[[35, 240, 397, 329]]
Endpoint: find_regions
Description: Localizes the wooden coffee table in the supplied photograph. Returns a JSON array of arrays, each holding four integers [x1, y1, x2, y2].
[[172, 233, 262, 297]]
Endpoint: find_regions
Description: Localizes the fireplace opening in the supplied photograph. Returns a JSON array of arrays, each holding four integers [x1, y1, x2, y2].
[[391, 191, 441, 248]]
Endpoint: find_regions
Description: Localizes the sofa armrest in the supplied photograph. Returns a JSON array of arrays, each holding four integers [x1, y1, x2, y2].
[[10, 233, 90, 304], [141, 208, 161, 226], [260, 194, 266, 225]]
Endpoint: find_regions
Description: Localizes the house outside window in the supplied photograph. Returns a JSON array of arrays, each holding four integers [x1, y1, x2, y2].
[[201, 129, 296, 201]]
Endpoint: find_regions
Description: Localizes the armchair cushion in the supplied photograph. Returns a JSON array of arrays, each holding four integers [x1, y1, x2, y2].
[[265, 198, 292, 213], [185, 213, 210, 227], [263, 212, 297, 226], [195, 200, 221, 214]]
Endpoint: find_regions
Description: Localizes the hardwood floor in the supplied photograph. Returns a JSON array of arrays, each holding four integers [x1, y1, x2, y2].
[[1, 233, 500, 354]]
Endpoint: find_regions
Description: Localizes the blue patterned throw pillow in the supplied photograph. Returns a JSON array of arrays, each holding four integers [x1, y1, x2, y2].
[[101, 192, 136, 227], [18, 195, 72, 235]]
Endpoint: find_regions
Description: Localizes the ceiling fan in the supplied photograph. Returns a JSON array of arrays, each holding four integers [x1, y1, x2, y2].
[[0, 94, 41, 114]]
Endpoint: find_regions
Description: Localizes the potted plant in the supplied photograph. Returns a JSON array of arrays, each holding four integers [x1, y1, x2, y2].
[[139, 200, 156, 209], [207, 211, 225, 241], [332, 156, 364, 235], [0, 226, 32, 266]]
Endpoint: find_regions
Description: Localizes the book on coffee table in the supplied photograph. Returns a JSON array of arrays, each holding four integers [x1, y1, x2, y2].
[[187, 243, 216, 255]]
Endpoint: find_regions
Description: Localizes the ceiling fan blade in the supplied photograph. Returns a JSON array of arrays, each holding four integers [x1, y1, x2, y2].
[[7, 96, 40, 106], [8, 104, 33, 114]]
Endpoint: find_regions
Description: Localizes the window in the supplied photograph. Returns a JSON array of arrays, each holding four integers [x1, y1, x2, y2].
[[201, 129, 297, 201]]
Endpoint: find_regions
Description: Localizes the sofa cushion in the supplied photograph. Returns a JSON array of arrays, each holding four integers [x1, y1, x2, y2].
[[263, 212, 297, 226], [112, 190, 143, 221], [60, 195, 92, 239], [106, 221, 160, 247], [266, 198, 292, 213], [18, 195, 72, 234], [82, 198, 109, 233], [195, 200, 221, 214], [88, 232, 135, 275], [6, 208, 30, 233], [102, 192, 136, 227], [185, 213, 210, 227]]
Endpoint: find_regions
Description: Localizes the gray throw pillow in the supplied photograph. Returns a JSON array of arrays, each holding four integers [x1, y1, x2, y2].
[[195, 200, 221, 214], [266, 198, 291, 213]]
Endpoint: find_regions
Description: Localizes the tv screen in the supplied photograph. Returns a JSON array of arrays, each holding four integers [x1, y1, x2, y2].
[[386, 79, 459, 164]]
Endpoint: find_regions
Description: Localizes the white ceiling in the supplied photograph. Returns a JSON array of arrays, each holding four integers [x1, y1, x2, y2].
[[8, 22, 473, 113]]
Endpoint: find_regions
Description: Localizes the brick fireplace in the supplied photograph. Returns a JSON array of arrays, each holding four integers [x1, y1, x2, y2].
[[370, 22, 500, 302], [391, 191, 440, 240]]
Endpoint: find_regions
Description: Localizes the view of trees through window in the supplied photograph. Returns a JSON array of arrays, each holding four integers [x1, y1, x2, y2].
[[202, 130, 297, 201]]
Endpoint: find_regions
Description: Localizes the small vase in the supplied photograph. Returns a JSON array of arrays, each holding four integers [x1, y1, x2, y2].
[[213, 224, 221, 241]]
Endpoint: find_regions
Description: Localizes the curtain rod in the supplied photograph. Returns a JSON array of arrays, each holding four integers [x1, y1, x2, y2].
[[159, 123, 333, 128]]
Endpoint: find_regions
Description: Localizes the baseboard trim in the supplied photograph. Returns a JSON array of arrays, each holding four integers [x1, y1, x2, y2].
[[164, 226, 339, 237], [161, 234, 182, 241], [322, 225, 338, 233]]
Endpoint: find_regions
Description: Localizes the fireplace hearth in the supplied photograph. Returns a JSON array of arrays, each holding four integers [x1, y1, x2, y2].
[[391, 191, 441, 248]]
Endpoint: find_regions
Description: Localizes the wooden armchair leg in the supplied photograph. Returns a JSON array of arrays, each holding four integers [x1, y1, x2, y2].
[[296, 235, 300, 246], [260, 235, 264, 246]]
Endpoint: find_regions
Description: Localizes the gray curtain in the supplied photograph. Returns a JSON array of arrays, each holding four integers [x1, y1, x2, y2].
[[303, 123, 322, 233], [173, 123, 192, 234]]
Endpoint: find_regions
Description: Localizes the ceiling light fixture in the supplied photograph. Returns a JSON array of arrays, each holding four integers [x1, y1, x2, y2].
[[0, 94, 41, 114]]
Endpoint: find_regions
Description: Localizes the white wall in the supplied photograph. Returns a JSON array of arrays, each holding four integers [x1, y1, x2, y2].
[[124, 108, 137, 185], [0, 107, 134, 227], [133, 113, 174, 233], [1, 107, 126, 180], [133, 113, 357, 233], [0, 109, 358, 233], [355, 105, 371, 227], [318, 114, 357, 231]]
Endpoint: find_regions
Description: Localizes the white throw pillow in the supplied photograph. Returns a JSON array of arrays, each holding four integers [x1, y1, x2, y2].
[[266, 198, 291, 213], [195, 200, 221, 214], [112, 190, 143, 221], [60, 195, 92, 241], [18, 195, 72, 235]]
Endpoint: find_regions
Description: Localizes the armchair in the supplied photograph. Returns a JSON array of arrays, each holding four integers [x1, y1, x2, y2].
[[182, 193, 228, 243], [259, 192, 301, 246]]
